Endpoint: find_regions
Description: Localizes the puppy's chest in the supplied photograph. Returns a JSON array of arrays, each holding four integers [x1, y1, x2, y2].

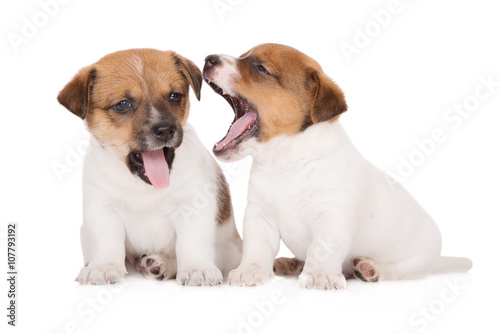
[[250, 164, 318, 211], [119, 204, 177, 255], [251, 162, 342, 257], [250, 168, 316, 254]]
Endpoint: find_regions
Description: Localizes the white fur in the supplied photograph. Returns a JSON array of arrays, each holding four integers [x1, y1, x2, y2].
[[227, 121, 471, 289], [76, 123, 241, 285]]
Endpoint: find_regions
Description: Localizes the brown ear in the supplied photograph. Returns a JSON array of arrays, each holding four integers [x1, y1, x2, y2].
[[309, 71, 347, 123], [174, 54, 202, 101], [57, 66, 96, 119]]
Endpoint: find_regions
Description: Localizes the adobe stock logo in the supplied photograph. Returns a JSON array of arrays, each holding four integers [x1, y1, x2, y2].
[[7, 0, 72, 54], [51, 130, 94, 183], [386, 74, 500, 187], [399, 278, 469, 334], [391, 74, 498, 182], [212, 0, 245, 21], [339, 0, 407, 64]]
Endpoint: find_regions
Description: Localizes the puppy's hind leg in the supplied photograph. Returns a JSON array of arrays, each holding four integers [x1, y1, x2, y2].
[[352, 257, 381, 282], [140, 254, 177, 281], [126, 254, 142, 272], [273, 257, 304, 277]]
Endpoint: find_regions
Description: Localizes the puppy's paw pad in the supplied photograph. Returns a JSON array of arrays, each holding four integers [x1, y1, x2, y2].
[[273, 257, 304, 277], [126, 255, 142, 272], [353, 257, 380, 283], [140, 254, 175, 281], [228, 264, 272, 286], [76, 263, 126, 285], [176, 267, 223, 286], [298, 272, 346, 290]]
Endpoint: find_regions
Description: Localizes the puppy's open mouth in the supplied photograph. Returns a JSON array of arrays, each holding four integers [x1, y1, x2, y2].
[[206, 81, 259, 152], [127, 147, 175, 189]]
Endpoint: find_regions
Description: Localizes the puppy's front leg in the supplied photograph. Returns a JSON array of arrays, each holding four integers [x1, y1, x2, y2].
[[298, 218, 352, 290], [228, 205, 280, 286], [77, 206, 127, 284], [174, 214, 223, 286]]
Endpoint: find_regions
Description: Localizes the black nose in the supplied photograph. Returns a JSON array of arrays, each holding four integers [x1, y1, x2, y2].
[[205, 55, 220, 68], [153, 123, 176, 143]]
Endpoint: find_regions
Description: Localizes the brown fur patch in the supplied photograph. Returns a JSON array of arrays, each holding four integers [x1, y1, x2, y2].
[[57, 66, 96, 119], [216, 167, 233, 225], [231, 44, 347, 142]]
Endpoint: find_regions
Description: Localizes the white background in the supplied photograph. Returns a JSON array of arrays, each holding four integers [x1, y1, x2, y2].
[[1, 0, 499, 333]]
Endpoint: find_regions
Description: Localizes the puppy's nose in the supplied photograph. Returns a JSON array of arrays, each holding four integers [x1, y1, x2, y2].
[[153, 123, 176, 143], [205, 55, 221, 68]]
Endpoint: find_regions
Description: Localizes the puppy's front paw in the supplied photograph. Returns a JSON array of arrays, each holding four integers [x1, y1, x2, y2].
[[228, 264, 273, 286], [140, 254, 177, 281], [176, 266, 223, 286], [76, 262, 126, 285], [298, 271, 346, 290]]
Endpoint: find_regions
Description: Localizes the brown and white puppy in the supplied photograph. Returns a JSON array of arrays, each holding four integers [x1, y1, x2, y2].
[[58, 49, 241, 285], [203, 43, 472, 289]]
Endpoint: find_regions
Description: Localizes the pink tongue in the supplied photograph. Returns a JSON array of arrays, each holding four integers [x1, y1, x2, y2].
[[141, 149, 170, 189], [215, 111, 257, 151]]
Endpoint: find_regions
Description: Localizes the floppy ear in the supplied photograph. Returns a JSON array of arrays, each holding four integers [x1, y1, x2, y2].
[[174, 53, 202, 101], [308, 71, 347, 123], [57, 66, 96, 119]]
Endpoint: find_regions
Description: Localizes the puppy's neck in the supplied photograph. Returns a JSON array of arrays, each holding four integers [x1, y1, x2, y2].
[[251, 120, 354, 167]]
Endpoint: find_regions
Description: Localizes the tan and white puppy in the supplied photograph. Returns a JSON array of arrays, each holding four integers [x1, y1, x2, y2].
[[58, 49, 241, 285], [203, 43, 472, 289]]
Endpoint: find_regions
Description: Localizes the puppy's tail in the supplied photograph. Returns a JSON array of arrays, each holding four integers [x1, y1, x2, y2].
[[434, 256, 473, 274]]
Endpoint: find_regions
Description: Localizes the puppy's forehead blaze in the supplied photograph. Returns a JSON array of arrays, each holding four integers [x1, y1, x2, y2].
[[93, 52, 188, 106]]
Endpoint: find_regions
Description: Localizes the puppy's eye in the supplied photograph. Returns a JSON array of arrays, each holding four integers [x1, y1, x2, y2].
[[113, 100, 132, 113], [255, 64, 270, 75], [169, 93, 182, 103]]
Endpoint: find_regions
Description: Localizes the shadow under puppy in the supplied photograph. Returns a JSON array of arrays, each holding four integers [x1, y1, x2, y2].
[[203, 43, 472, 289], [58, 49, 241, 285]]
